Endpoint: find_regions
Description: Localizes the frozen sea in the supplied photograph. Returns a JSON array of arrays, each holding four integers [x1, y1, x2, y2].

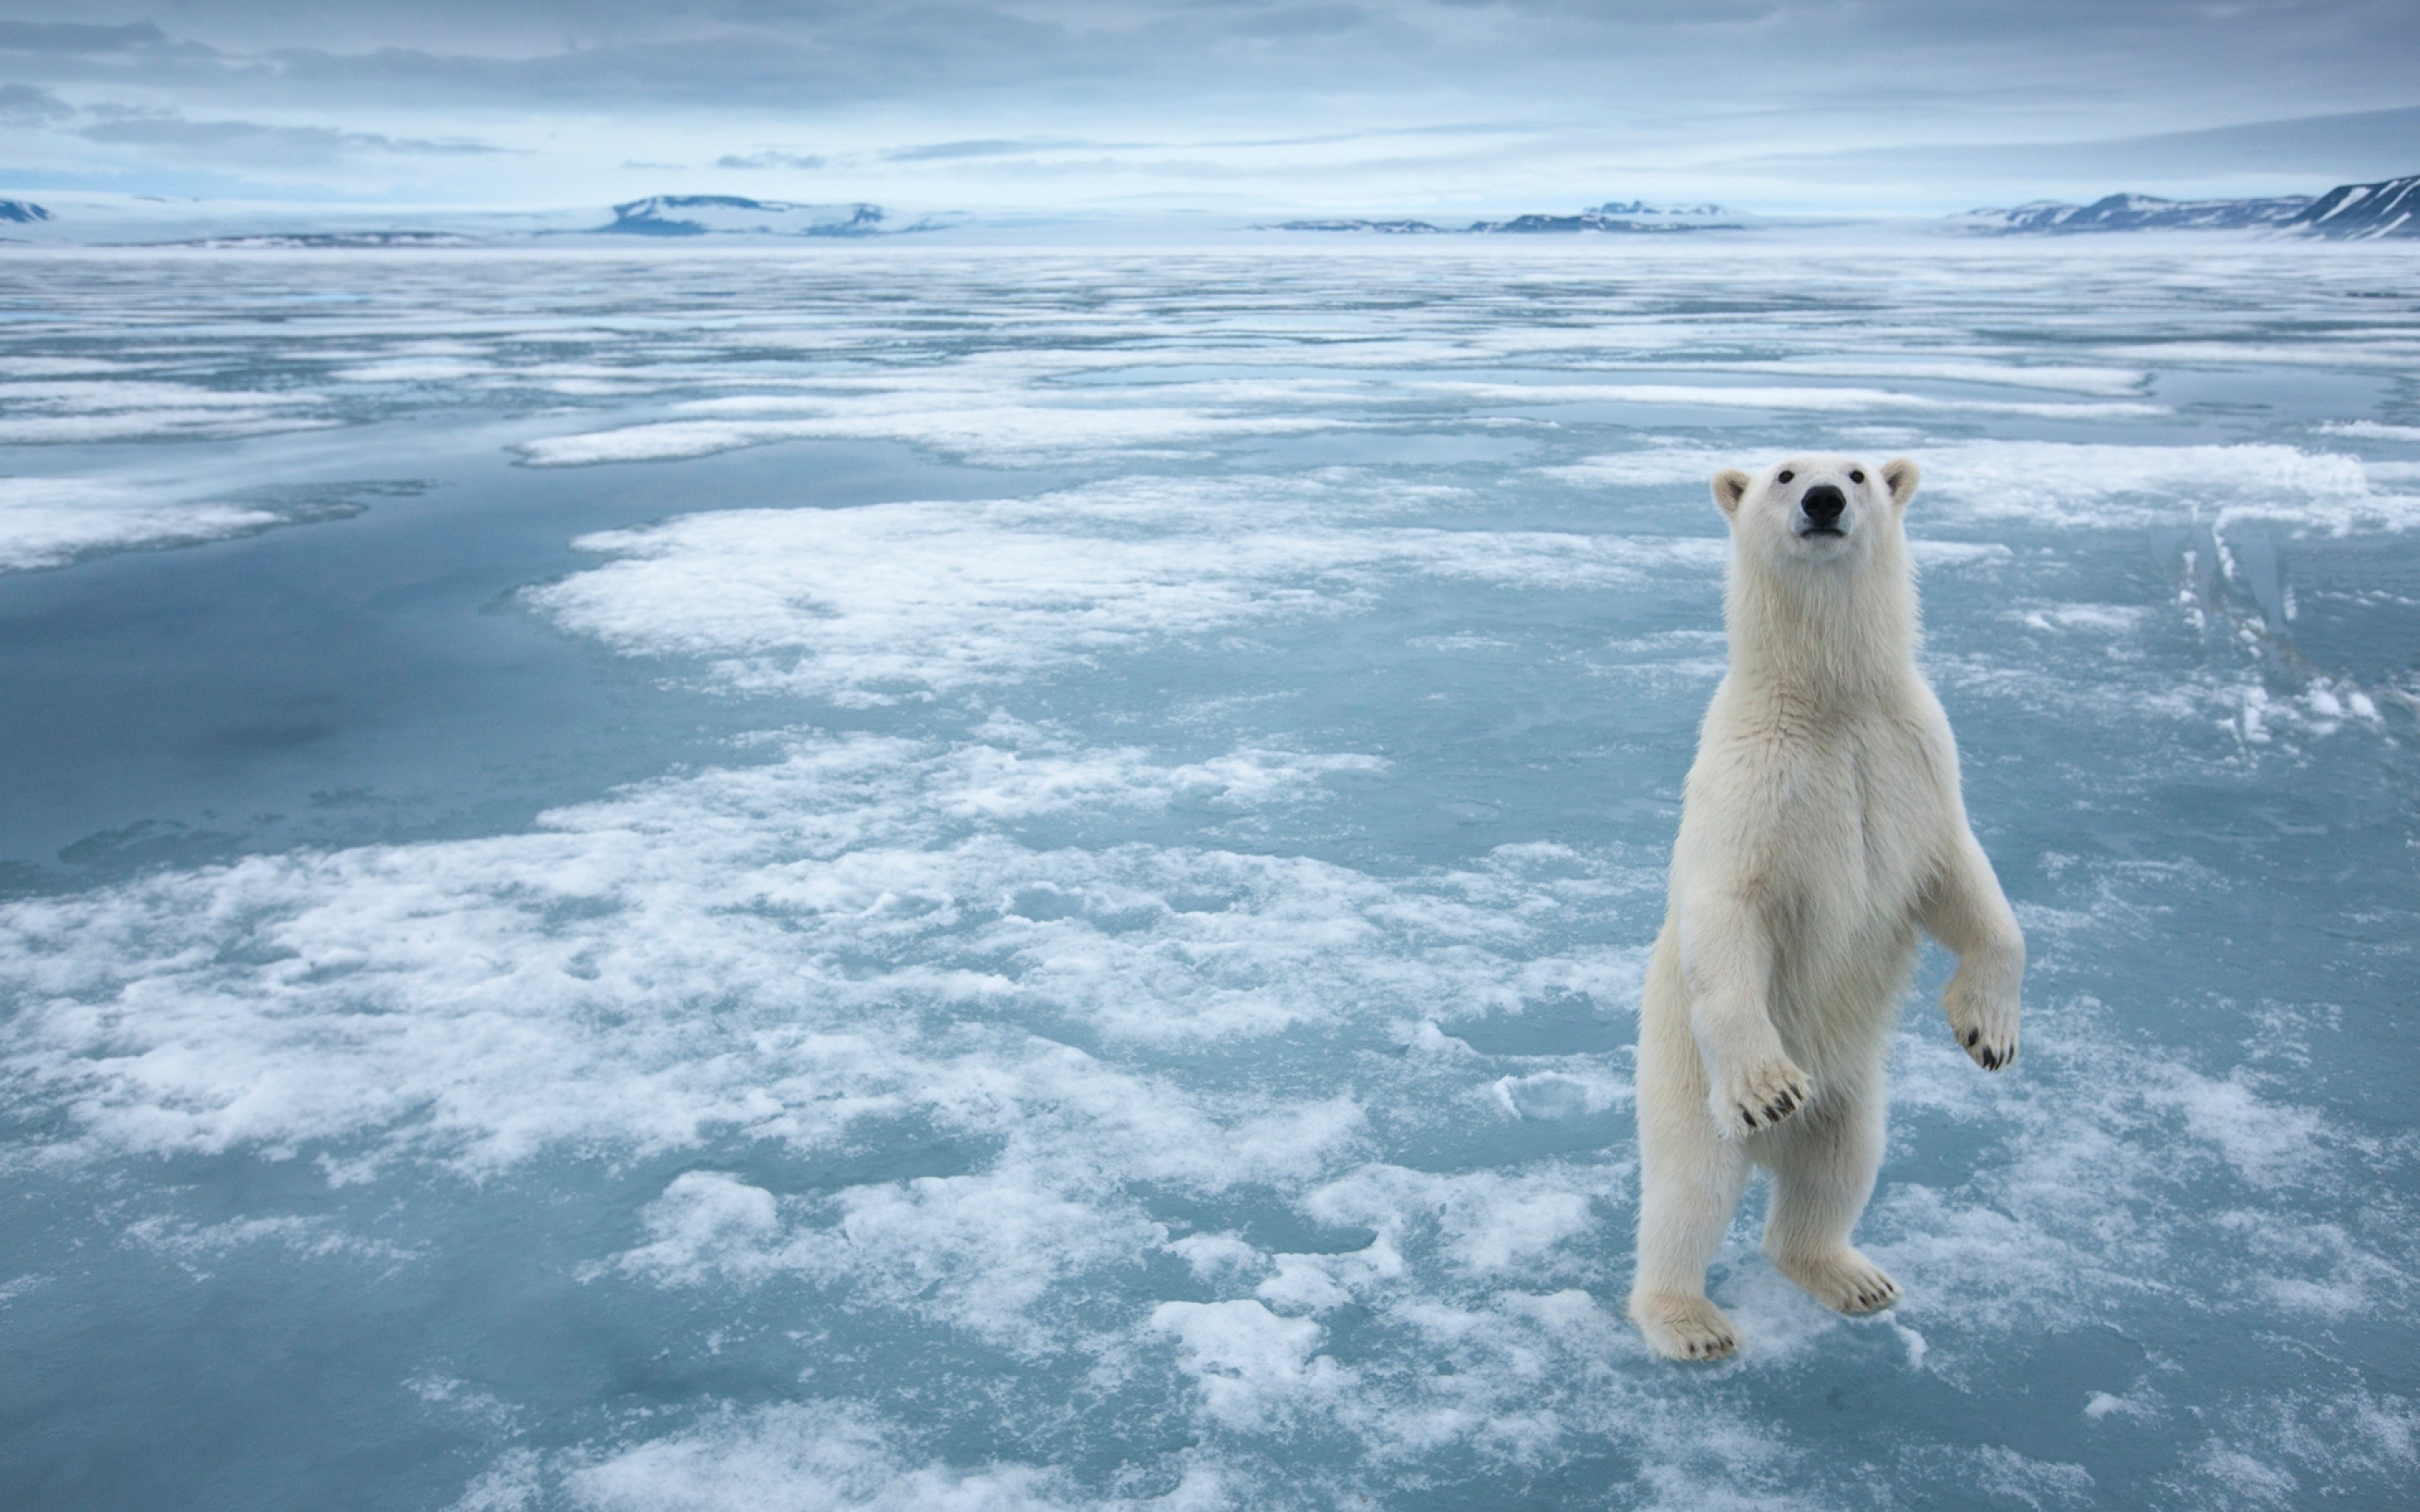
[[0, 237, 2414, 1509]]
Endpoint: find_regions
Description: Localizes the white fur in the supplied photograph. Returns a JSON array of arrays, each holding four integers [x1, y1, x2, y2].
[[1628, 454, 2024, 1362]]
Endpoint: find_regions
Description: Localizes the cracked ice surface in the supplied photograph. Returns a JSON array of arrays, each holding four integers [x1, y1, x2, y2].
[[0, 239, 2415, 1509]]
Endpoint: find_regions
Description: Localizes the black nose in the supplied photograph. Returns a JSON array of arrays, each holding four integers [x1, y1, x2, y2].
[[1801, 484, 1845, 525]]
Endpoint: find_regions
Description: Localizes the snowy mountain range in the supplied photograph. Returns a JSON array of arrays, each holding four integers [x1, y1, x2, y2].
[[2288, 175, 2419, 238], [2, 176, 2411, 244], [1270, 201, 1750, 234], [596, 196, 902, 237], [0, 194, 957, 244], [1957, 172, 2418, 238], [1954, 193, 2312, 234]]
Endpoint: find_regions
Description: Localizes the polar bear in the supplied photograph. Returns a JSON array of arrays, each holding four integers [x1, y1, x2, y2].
[[1628, 455, 2024, 1362]]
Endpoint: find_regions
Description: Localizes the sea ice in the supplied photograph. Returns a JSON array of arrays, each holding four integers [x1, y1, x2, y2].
[[0, 238, 2412, 1509]]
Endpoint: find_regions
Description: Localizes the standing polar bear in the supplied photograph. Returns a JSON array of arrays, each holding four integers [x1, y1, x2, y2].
[[1628, 455, 2025, 1362]]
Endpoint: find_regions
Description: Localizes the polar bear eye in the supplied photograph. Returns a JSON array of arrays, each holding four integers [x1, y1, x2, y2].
[[1849, 470, 1865, 483], [1776, 470, 1794, 484]]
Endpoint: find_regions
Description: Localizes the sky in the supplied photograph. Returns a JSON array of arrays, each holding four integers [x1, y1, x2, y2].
[[2, 1, 2417, 217]]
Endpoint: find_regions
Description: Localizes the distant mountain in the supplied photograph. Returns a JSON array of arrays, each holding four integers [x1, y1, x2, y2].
[[1270, 201, 1749, 235], [1266, 218, 1449, 234], [1956, 173, 2420, 238], [0, 193, 968, 244], [2281, 174, 2419, 238], [1477, 203, 1747, 234], [597, 196, 896, 237], [1579, 201, 1743, 228], [158, 232, 480, 249], [1954, 192, 2312, 234]]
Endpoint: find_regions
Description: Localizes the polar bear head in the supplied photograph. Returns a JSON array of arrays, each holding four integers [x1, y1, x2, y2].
[[1708, 455, 1926, 686], [1710, 455, 1920, 572]]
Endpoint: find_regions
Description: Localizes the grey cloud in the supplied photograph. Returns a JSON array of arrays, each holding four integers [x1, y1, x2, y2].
[[1, 0, 2414, 206], [0, 77, 513, 168], [0, 21, 172, 55], [884, 139, 1040, 162], [1732, 106, 2420, 197], [717, 150, 826, 169], [1215, 3, 1375, 39], [0, 83, 76, 123], [879, 139, 1144, 162], [5, 2, 2415, 120], [78, 111, 509, 164]]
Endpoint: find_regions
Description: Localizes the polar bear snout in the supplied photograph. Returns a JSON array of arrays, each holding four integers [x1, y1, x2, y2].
[[1797, 484, 1847, 537]]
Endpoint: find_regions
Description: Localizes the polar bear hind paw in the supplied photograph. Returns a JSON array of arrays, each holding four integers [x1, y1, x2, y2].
[[1775, 1247, 1901, 1315], [1629, 1291, 1739, 1361], [1717, 1057, 1811, 1133]]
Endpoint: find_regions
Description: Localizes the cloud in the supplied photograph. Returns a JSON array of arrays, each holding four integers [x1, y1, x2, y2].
[[0, 21, 172, 55], [17, 1, 2410, 121], [883, 139, 1055, 163], [1727, 105, 2420, 200], [1, 3, 2414, 208], [0, 83, 75, 123], [76, 110, 509, 165], [876, 138, 1159, 162], [715, 150, 824, 170]]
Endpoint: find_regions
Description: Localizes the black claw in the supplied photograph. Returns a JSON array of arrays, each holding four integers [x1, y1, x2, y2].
[[1965, 1029, 1980, 1047], [1742, 1110, 1756, 1129]]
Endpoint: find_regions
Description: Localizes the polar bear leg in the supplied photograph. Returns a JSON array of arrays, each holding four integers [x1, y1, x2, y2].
[[1630, 965, 1752, 1360], [1630, 1120, 1749, 1358], [1762, 1059, 1900, 1314], [1922, 832, 2026, 1072]]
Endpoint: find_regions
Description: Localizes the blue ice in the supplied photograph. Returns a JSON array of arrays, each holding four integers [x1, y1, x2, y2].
[[0, 239, 2413, 1509]]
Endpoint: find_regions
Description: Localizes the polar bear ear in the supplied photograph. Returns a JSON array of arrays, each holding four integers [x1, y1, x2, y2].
[[1881, 457, 1920, 510], [1712, 469, 1751, 517]]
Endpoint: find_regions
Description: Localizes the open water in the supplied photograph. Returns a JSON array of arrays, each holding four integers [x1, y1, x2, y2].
[[0, 237, 2414, 1509]]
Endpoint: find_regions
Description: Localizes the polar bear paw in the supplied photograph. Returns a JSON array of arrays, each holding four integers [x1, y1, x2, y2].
[[1629, 1290, 1739, 1361], [1944, 973, 2020, 1071], [1773, 1247, 1901, 1315], [1714, 1055, 1811, 1134]]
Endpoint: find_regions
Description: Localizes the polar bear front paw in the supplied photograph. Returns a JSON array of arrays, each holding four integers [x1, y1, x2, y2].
[[1944, 973, 2020, 1071], [1773, 1247, 1901, 1315], [1714, 1055, 1811, 1134], [1629, 1290, 1739, 1361]]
